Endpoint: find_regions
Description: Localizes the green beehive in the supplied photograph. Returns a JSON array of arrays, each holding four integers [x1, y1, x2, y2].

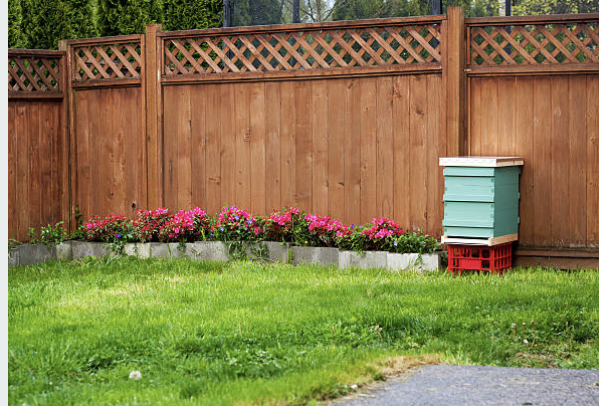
[[439, 157, 524, 244]]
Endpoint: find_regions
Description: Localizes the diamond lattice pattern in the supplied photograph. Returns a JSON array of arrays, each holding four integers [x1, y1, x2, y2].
[[163, 24, 442, 75], [470, 22, 599, 65], [8, 56, 61, 93], [73, 43, 142, 81]]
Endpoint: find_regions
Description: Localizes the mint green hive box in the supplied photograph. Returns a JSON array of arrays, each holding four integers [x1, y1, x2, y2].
[[439, 157, 524, 245]]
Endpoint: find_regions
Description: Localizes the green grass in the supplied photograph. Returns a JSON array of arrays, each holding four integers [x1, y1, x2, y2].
[[9, 257, 599, 406]]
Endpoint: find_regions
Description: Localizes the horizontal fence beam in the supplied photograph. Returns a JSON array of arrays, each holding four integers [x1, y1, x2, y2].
[[466, 13, 599, 26], [158, 15, 447, 38]]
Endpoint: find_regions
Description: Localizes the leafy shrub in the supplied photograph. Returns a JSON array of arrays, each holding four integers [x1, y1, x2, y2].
[[354, 217, 404, 251], [216, 206, 263, 242], [294, 214, 350, 247], [263, 207, 302, 242], [133, 208, 172, 242], [84, 214, 134, 243], [388, 232, 439, 254], [158, 207, 212, 243]]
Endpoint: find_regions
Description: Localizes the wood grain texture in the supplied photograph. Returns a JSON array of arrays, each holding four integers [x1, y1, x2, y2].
[[587, 75, 599, 246], [468, 75, 598, 248]]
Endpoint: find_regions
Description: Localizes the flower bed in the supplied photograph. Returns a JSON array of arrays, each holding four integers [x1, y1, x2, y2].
[[9, 206, 442, 271]]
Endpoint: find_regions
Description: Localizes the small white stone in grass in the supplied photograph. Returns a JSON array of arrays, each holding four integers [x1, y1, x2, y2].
[[129, 370, 142, 380]]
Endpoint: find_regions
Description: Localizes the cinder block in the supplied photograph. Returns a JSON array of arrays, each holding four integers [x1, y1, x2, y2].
[[71, 241, 111, 259], [185, 241, 229, 261], [124, 243, 151, 259], [339, 250, 388, 270], [242, 241, 290, 263], [12, 244, 57, 266], [292, 246, 338, 267], [150, 242, 186, 259], [387, 253, 441, 272], [263, 241, 290, 263], [56, 242, 73, 261]]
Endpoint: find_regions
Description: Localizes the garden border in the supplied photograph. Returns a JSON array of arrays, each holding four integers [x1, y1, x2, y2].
[[8, 241, 443, 272]]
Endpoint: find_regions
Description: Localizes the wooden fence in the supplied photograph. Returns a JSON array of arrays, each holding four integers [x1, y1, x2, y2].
[[8, 8, 599, 266]]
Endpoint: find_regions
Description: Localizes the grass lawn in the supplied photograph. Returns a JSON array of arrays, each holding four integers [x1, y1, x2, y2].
[[8, 257, 599, 405]]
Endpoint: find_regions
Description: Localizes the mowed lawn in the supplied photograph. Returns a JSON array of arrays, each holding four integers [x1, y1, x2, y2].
[[8, 257, 599, 405]]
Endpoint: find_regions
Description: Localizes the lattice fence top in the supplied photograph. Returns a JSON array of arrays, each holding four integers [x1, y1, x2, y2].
[[73, 41, 142, 82], [162, 24, 442, 76], [9, 52, 62, 94], [470, 21, 599, 66]]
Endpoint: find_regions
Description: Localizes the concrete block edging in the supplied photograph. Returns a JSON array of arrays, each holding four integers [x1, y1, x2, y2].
[[9, 241, 442, 272]]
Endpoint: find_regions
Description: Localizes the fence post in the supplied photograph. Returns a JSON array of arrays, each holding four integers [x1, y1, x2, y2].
[[145, 24, 163, 209], [446, 6, 466, 156]]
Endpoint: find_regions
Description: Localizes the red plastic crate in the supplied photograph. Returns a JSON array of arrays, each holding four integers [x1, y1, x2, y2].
[[447, 242, 512, 275]]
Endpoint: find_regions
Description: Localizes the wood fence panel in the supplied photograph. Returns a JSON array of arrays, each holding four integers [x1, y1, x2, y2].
[[73, 87, 144, 220], [160, 73, 445, 234], [8, 100, 63, 242], [468, 74, 599, 248]]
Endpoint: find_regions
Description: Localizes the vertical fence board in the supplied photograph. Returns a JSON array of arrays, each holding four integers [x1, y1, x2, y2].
[[497, 77, 516, 156], [295, 81, 313, 214], [587, 75, 599, 246], [280, 81, 296, 209], [15, 102, 29, 239], [206, 84, 222, 215], [392, 75, 410, 229], [163, 87, 179, 210], [178, 86, 193, 210], [312, 80, 328, 216], [264, 82, 281, 213], [8, 104, 17, 239], [532, 78, 552, 246], [219, 83, 235, 208], [328, 79, 346, 220], [39, 103, 54, 225], [234, 83, 251, 212], [250, 82, 267, 215], [514, 77, 535, 246], [409, 75, 428, 232], [550, 76, 569, 246], [376, 76, 394, 219], [346, 79, 361, 225], [426, 74, 444, 238], [567, 76, 587, 246], [360, 77, 377, 224], [190, 84, 207, 209], [28, 102, 41, 232]]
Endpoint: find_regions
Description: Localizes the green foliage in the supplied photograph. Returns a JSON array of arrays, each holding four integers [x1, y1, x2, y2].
[[97, 0, 163, 37], [513, 0, 599, 15], [163, 0, 223, 31], [8, 260, 599, 405], [25, 222, 68, 246], [230, 0, 281, 26], [8, 0, 27, 48], [19, 0, 98, 49], [387, 232, 439, 254]]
